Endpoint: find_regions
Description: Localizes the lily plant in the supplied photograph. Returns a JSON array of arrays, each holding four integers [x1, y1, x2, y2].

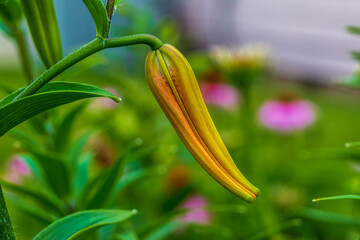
[[0, 0, 259, 239]]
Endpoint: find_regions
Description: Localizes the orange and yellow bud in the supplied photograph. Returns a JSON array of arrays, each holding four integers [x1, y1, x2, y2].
[[145, 44, 260, 203]]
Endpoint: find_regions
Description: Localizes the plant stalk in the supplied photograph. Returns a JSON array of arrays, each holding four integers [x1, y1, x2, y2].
[[13, 34, 163, 101], [0, 185, 16, 240]]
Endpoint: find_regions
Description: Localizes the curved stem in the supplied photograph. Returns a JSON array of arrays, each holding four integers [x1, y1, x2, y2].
[[13, 34, 163, 101]]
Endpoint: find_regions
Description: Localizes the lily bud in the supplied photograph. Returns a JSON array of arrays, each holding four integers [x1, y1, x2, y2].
[[145, 44, 260, 203]]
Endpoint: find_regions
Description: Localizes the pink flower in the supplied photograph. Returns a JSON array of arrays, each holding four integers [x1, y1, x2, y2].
[[5, 155, 31, 183], [258, 100, 316, 133], [200, 82, 240, 109], [179, 195, 211, 224]]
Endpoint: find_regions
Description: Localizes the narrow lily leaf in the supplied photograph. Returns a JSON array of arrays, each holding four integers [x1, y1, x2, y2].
[[188, 224, 233, 238], [0, 0, 8, 4], [0, 180, 65, 216], [144, 221, 182, 240], [35, 0, 63, 62], [116, 166, 167, 193], [137, 209, 187, 238], [20, 0, 62, 65], [313, 194, 360, 202], [0, 87, 23, 108], [347, 25, 360, 35], [246, 219, 303, 240], [351, 51, 360, 61], [21, 154, 43, 180], [83, 144, 157, 209], [0, 0, 22, 24], [82, 149, 133, 209], [67, 130, 97, 164], [0, 81, 119, 137], [106, 165, 167, 204], [0, 185, 15, 240], [73, 151, 94, 200], [13, 131, 70, 199], [19, 0, 53, 67], [29, 150, 71, 198], [6, 195, 57, 225], [114, 0, 122, 8], [54, 103, 88, 153], [82, 0, 109, 39], [299, 207, 360, 227], [33, 209, 137, 240], [115, 231, 139, 240], [8, 129, 40, 150]]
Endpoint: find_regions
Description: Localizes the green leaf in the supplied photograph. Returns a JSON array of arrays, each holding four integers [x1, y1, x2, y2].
[[30, 150, 71, 198], [0, 87, 23, 108], [299, 207, 360, 227], [67, 129, 97, 164], [346, 25, 360, 35], [115, 231, 139, 240], [107, 165, 167, 204], [114, 0, 122, 8], [36, 0, 63, 63], [351, 51, 360, 61], [144, 221, 182, 240], [115, 166, 167, 193], [54, 103, 87, 153], [246, 219, 303, 240], [81, 152, 131, 209], [33, 209, 137, 240], [8, 129, 41, 150], [188, 224, 233, 239], [0, 180, 65, 216], [6, 194, 57, 225], [0, 185, 16, 240], [19, 0, 62, 68], [73, 151, 94, 201], [0, 0, 22, 24], [0, 81, 119, 137], [313, 194, 360, 202], [0, 0, 9, 5], [82, 0, 109, 39], [137, 209, 186, 238], [82, 144, 156, 209]]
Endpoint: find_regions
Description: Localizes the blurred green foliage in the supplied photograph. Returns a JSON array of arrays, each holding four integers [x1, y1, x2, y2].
[[1, 1, 360, 240]]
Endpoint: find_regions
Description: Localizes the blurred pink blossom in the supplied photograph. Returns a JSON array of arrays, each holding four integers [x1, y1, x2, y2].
[[5, 155, 31, 183], [92, 87, 120, 109], [258, 100, 316, 133], [200, 82, 240, 109], [179, 195, 211, 224]]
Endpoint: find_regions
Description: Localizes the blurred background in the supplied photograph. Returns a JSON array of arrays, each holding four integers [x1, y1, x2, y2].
[[2, 0, 360, 81], [1, 0, 360, 239]]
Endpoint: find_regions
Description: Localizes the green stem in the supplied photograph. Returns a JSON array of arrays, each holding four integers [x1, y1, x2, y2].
[[13, 26, 34, 84], [13, 34, 163, 101], [0, 185, 16, 240]]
